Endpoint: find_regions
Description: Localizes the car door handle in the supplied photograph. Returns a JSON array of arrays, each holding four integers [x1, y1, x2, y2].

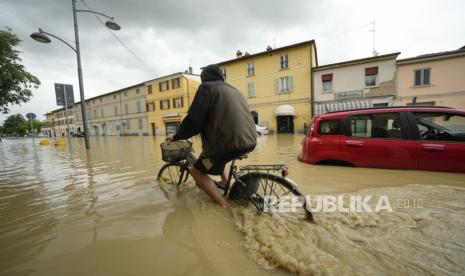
[[422, 144, 445, 152], [345, 140, 364, 147]]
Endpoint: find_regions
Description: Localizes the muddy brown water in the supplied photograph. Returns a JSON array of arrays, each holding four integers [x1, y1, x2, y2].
[[1, 135, 464, 275]]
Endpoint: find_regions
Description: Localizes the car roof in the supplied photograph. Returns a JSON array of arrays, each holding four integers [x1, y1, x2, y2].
[[315, 106, 465, 119]]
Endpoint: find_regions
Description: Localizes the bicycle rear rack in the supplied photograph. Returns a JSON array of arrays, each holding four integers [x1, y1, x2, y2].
[[239, 164, 285, 171]]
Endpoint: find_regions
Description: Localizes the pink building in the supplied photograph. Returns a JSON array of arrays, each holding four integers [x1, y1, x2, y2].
[[395, 46, 465, 109]]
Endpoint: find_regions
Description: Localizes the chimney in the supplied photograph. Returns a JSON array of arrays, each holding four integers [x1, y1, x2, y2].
[[266, 45, 272, 51], [244, 52, 250, 56], [188, 66, 193, 74], [236, 50, 243, 58]]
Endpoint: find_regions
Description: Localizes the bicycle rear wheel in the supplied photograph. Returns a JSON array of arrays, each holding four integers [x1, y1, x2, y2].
[[157, 163, 186, 186], [231, 172, 314, 222]]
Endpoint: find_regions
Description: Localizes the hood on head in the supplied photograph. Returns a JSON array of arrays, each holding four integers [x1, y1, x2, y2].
[[200, 64, 224, 83]]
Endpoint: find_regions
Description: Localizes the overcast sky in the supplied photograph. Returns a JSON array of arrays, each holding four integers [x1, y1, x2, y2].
[[1, 0, 464, 123]]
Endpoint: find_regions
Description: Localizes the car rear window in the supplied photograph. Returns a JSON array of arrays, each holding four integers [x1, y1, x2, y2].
[[349, 112, 403, 139], [318, 119, 342, 135]]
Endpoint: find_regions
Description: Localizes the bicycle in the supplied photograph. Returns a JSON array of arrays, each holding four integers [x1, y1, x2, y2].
[[157, 140, 314, 223]]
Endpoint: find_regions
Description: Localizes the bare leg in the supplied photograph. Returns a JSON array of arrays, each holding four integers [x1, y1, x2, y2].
[[190, 166, 231, 209]]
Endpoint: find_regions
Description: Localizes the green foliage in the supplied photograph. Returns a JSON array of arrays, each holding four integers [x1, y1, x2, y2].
[[3, 113, 27, 134], [0, 28, 41, 114]]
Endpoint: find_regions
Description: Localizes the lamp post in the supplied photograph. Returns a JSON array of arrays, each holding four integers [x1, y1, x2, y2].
[[31, 0, 121, 149]]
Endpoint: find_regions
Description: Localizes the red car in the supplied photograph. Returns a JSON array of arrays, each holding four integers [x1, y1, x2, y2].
[[299, 106, 465, 173]]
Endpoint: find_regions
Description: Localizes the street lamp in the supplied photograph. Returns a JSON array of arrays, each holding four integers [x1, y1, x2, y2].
[[30, 0, 121, 149]]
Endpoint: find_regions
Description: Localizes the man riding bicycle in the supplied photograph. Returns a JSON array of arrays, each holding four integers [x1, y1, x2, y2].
[[166, 64, 257, 208]]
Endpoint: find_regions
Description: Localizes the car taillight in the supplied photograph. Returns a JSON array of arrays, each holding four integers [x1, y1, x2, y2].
[[281, 167, 289, 177]]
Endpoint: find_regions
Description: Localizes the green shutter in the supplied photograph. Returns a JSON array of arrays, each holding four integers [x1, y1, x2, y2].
[[275, 78, 279, 93], [289, 76, 294, 92]]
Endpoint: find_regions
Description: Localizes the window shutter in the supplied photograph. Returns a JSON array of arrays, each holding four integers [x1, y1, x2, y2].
[[167, 100, 171, 109], [414, 70, 421, 86], [181, 97, 184, 107], [159, 101, 163, 110], [275, 78, 279, 93], [423, 69, 430, 85], [289, 76, 294, 92], [365, 67, 378, 76], [322, 74, 333, 81], [148, 85, 152, 94]]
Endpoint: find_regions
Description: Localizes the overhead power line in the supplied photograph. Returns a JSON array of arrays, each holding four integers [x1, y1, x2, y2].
[[80, 0, 157, 75]]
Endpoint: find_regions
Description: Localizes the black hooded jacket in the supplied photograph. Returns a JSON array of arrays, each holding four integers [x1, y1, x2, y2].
[[173, 64, 257, 156]]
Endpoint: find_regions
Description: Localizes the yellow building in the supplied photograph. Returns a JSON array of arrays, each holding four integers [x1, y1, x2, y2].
[[145, 72, 201, 135], [216, 40, 318, 133]]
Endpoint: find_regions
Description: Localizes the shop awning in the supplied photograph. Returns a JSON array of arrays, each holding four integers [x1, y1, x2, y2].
[[275, 105, 296, 116]]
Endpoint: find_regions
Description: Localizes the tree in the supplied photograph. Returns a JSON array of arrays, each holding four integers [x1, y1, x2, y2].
[[0, 28, 41, 114], [3, 113, 27, 135], [32, 119, 42, 133]]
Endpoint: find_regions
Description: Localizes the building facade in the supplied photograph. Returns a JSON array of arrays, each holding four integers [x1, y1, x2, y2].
[[395, 47, 465, 108], [73, 83, 150, 136], [313, 53, 400, 115], [217, 40, 318, 133], [43, 107, 75, 137], [145, 73, 201, 136]]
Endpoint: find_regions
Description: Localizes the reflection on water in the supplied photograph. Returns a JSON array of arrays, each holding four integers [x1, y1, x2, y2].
[[1, 135, 465, 275]]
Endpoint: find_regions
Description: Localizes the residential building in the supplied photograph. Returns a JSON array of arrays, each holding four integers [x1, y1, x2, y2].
[[395, 46, 465, 108], [74, 83, 150, 136], [313, 52, 400, 115], [44, 107, 75, 137], [42, 112, 55, 137], [216, 40, 318, 133], [145, 72, 201, 135]]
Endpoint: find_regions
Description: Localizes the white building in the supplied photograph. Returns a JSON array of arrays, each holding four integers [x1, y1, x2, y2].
[[312, 53, 400, 115]]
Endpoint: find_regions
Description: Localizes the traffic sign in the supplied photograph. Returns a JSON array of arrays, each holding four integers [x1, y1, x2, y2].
[[54, 83, 74, 107]]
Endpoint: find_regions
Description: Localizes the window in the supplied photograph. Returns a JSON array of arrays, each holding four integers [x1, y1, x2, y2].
[[147, 85, 153, 95], [280, 55, 288, 69], [99, 98, 103, 102], [173, 97, 184, 108], [136, 101, 141, 113], [138, 118, 143, 129], [349, 113, 403, 139], [125, 103, 129, 114], [160, 99, 170, 110], [146, 102, 155, 112], [247, 63, 254, 76], [113, 94, 117, 100], [414, 68, 431, 87], [365, 67, 378, 87], [373, 103, 389, 107], [136, 88, 140, 94], [124, 91, 128, 97], [248, 82, 256, 97], [221, 68, 226, 80], [414, 113, 465, 142], [114, 105, 118, 116], [171, 78, 180, 89], [322, 74, 333, 92], [275, 76, 294, 93], [116, 121, 120, 131], [126, 119, 130, 129], [93, 109, 98, 118], [159, 81, 169, 92], [318, 120, 341, 135], [100, 109, 104, 118]]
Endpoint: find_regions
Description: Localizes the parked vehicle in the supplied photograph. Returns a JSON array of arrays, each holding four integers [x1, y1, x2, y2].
[[255, 125, 270, 136], [299, 106, 465, 173], [72, 131, 86, 137]]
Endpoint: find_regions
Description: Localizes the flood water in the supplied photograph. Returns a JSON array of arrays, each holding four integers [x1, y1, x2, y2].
[[1, 135, 465, 275]]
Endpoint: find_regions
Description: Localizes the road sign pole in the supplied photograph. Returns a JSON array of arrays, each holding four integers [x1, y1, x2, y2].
[[30, 119, 35, 144], [63, 86, 72, 145]]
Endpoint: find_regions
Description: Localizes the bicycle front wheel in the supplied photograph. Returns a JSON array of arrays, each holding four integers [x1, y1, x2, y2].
[[157, 163, 186, 186], [231, 172, 314, 222]]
